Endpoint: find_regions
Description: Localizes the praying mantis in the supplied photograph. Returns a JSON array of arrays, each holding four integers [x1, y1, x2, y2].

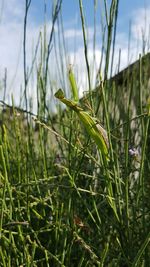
[[55, 88, 109, 162]]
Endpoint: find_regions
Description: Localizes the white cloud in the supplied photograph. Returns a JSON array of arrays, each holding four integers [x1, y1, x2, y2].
[[0, 0, 43, 105], [64, 29, 83, 39], [1, 0, 24, 21], [131, 6, 150, 51], [0, 1, 23, 103]]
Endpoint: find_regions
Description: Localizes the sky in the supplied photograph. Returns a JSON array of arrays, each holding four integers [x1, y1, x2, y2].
[[0, 0, 150, 109]]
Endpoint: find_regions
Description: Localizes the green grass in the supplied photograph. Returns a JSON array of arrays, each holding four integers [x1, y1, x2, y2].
[[0, 0, 150, 266]]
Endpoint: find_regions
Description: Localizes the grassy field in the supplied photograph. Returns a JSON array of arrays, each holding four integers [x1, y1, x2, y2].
[[0, 0, 150, 266]]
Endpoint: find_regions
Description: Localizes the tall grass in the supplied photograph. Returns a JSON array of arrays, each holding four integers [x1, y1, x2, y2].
[[0, 0, 150, 266]]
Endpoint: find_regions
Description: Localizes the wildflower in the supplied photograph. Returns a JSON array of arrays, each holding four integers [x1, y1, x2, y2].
[[129, 148, 140, 161]]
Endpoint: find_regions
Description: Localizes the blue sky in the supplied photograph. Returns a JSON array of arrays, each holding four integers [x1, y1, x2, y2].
[[0, 0, 150, 107], [29, 0, 147, 22], [29, 0, 149, 31]]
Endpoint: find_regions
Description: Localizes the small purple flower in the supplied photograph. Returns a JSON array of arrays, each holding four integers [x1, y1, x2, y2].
[[129, 148, 139, 157]]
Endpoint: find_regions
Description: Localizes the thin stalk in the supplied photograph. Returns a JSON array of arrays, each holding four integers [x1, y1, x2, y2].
[[23, 0, 32, 112], [110, 0, 119, 77], [79, 0, 93, 110], [124, 80, 132, 241], [100, 78, 120, 221], [44, 0, 62, 88], [104, 0, 117, 80]]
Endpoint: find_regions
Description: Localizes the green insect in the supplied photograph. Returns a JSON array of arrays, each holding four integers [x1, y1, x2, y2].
[[55, 89, 109, 162]]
